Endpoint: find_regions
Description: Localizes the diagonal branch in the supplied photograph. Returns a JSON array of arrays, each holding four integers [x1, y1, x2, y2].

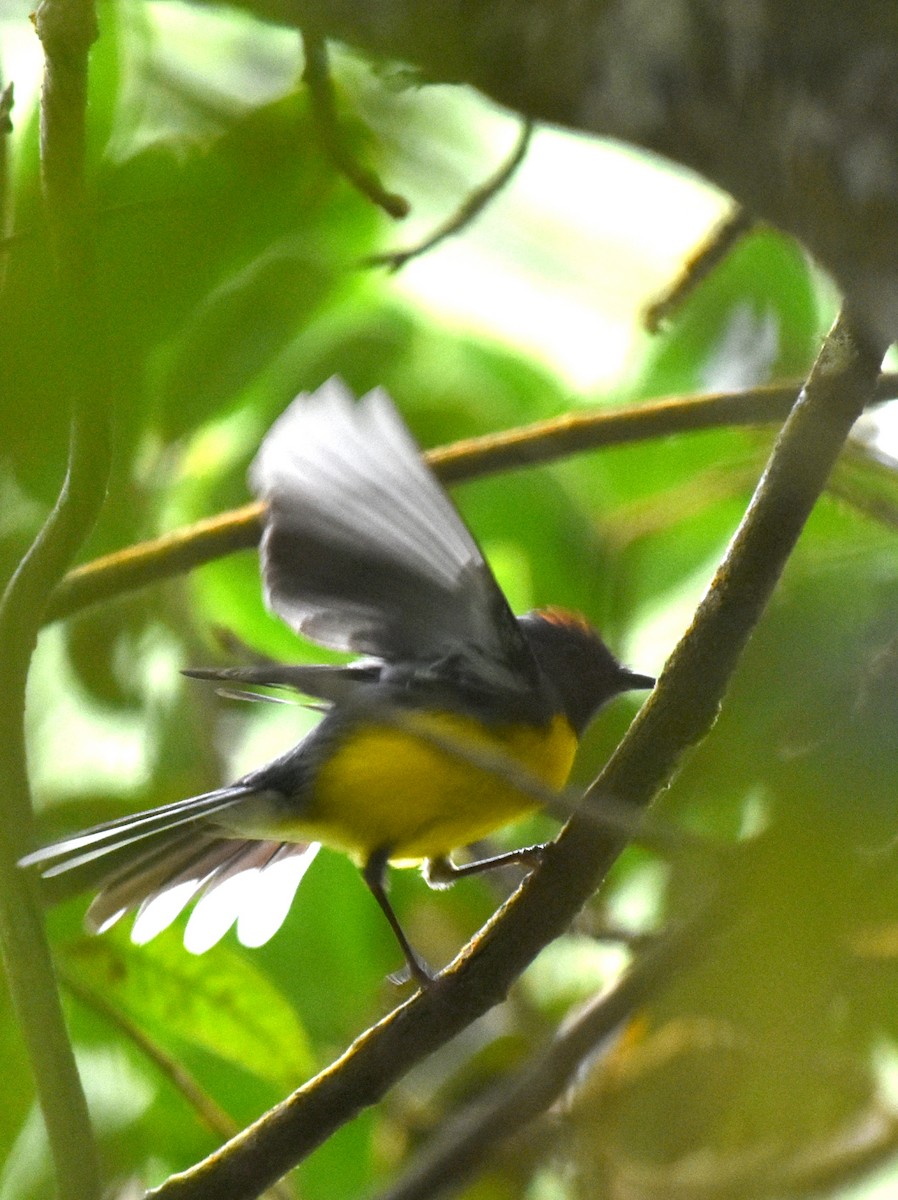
[[643, 205, 756, 332], [372, 904, 717, 1200], [147, 313, 884, 1200], [44, 373, 898, 626]]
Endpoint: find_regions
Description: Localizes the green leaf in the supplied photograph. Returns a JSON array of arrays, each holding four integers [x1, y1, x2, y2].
[[156, 248, 343, 435], [60, 926, 314, 1090]]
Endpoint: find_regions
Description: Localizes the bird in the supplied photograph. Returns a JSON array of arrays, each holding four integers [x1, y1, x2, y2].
[[20, 378, 654, 984]]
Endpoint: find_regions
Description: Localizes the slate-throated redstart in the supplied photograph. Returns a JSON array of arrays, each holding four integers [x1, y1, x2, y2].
[[21, 379, 653, 983]]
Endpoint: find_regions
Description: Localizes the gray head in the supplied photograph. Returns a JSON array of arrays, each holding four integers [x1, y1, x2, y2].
[[517, 608, 654, 735]]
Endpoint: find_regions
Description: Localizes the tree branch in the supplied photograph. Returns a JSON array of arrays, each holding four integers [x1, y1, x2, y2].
[[146, 312, 884, 1200], [372, 907, 715, 1200], [44, 374, 898, 626], [0, 3, 106, 1198]]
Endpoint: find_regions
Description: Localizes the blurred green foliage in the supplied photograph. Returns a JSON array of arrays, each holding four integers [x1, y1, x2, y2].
[[3, 3, 898, 1200]]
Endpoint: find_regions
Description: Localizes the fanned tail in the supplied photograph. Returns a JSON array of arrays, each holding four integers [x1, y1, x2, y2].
[[20, 787, 319, 952]]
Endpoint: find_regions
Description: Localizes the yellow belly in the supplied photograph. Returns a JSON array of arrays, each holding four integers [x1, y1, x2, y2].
[[289, 710, 578, 865]]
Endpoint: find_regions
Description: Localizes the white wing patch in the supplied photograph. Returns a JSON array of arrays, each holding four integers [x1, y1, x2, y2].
[[126, 841, 321, 954], [237, 845, 319, 949], [131, 880, 201, 945]]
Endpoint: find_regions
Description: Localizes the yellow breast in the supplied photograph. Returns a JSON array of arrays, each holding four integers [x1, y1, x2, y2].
[[291, 710, 578, 865]]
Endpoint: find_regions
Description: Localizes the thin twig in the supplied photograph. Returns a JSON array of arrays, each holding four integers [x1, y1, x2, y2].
[[365, 118, 534, 271], [146, 315, 884, 1200], [61, 971, 240, 1141], [301, 27, 409, 218], [0, 3, 106, 1199], [43, 374, 898, 626], [643, 205, 756, 332]]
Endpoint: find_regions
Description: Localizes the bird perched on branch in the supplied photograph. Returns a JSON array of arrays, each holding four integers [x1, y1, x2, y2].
[[21, 379, 653, 984]]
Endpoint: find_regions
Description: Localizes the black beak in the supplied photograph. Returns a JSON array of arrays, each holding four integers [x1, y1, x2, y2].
[[620, 669, 655, 691]]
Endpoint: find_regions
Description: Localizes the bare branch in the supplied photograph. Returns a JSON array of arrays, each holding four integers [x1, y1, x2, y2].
[[44, 374, 898, 625], [372, 907, 715, 1200]]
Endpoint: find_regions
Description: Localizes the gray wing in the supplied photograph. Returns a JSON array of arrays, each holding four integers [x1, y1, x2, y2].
[[250, 378, 532, 682], [182, 661, 381, 706]]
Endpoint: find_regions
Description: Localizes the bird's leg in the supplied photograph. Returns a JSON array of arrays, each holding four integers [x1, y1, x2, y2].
[[363, 847, 433, 987], [423, 843, 548, 889]]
